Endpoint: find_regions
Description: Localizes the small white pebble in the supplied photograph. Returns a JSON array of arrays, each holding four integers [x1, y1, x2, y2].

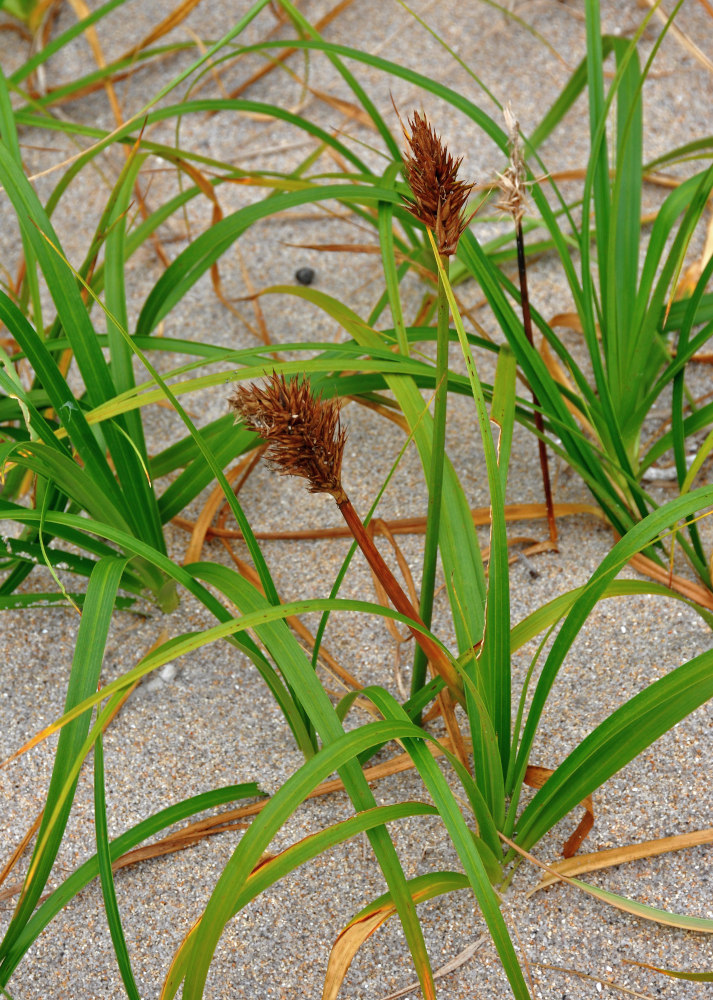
[[596, 984, 602, 993], [160, 662, 176, 682], [145, 678, 163, 693], [620, 625, 626, 633]]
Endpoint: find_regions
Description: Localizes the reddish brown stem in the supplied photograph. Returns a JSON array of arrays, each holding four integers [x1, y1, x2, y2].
[[337, 496, 464, 705], [516, 220, 558, 548]]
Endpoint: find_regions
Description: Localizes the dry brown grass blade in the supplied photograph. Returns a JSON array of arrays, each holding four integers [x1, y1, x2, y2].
[[66, 0, 123, 126], [524, 765, 594, 857], [234, 244, 272, 345], [323, 908, 398, 1000], [41, 63, 162, 106], [347, 395, 410, 433], [119, 0, 204, 61], [367, 518, 420, 625], [283, 241, 383, 255], [503, 830, 713, 935], [36, 0, 61, 46], [60, 8, 172, 270], [221, 0, 356, 103], [628, 551, 713, 610], [0, 739, 468, 906], [674, 208, 713, 299], [532, 962, 658, 1000], [538, 168, 683, 191], [111, 820, 251, 871], [375, 935, 489, 1000], [173, 501, 602, 543], [435, 688, 471, 776], [192, 162, 276, 341], [548, 311, 583, 333], [305, 86, 376, 128], [530, 827, 713, 894], [0, 21, 32, 42], [167, 157, 243, 316], [323, 876, 442, 1000], [641, 0, 713, 74]]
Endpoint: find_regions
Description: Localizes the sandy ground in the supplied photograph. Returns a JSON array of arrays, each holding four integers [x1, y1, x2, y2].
[[1, 1, 713, 998]]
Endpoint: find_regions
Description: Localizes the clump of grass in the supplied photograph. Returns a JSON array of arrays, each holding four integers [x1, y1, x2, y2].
[[2, 3, 713, 999]]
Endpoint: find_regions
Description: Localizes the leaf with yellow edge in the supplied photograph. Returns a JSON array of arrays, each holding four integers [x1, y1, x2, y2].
[[161, 917, 201, 1000], [627, 959, 713, 982], [323, 872, 469, 1000]]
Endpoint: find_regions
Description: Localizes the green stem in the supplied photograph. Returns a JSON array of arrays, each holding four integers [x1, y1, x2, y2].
[[411, 253, 450, 713]]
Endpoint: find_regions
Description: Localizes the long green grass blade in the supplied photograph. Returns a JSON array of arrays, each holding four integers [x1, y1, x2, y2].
[[161, 802, 440, 1000], [607, 39, 642, 424], [432, 245, 510, 791], [93, 730, 141, 1000], [0, 143, 166, 553], [411, 254, 449, 708], [186, 563, 437, 1000], [0, 556, 126, 962], [360, 687, 529, 999], [515, 640, 713, 851]]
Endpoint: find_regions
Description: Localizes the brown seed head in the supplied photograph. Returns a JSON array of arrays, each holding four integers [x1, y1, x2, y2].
[[401, 110, 474, 256], [495, 104, 529, 225], [228, 372, 347, 503]]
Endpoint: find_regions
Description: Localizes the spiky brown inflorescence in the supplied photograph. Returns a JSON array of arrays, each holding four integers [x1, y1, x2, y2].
[[228, 372, 347, 503], [495, 103, 529, 224], [400, 110, 475, 256]]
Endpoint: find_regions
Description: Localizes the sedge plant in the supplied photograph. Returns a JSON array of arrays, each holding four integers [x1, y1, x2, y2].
[[2, 3, 713, 998]]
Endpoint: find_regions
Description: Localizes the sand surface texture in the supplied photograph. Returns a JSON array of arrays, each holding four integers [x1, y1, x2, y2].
[[1, 1, 713, 998]]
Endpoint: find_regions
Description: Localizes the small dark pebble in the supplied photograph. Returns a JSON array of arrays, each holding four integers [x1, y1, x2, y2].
[[295, 267, 315, 285]]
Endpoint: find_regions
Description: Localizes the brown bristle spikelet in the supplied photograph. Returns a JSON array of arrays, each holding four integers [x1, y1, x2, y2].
[[228, 372, 347, 503], [400, 110, 475, 256], [496, 104, 529, 224]]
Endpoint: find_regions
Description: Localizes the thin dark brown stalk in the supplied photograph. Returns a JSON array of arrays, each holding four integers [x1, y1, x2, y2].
[[498, 105, 557, 547], [515, 222, 558, 547]]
